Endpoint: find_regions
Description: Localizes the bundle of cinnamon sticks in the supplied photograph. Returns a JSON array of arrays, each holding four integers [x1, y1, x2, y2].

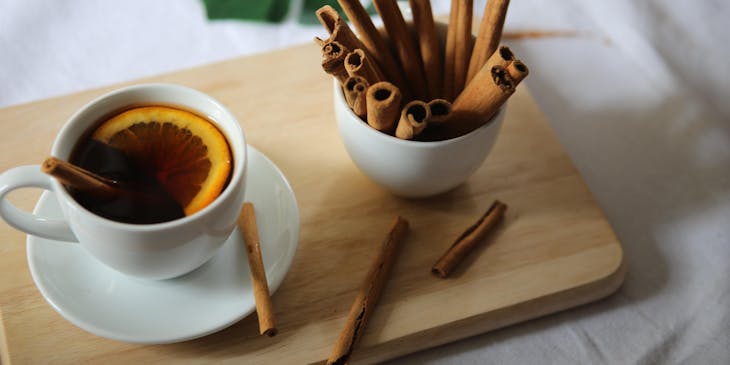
[[316, 0, 527, 141]]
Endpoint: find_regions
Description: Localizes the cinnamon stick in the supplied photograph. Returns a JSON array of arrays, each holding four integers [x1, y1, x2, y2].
[[466, 0, 510, 83], [343, 76, 369, 118], [443, 0, 473, 100], [442, 0, 459, 100], [238, 202, 277, 337], [337, 0, 409, 97], [395, 100, 431, 140], [344, 48, 382, 85], [373, 0, 428, 100], [409, 0, 441, 100], [446, 47, 528, 138], [326, 216, 409, 365], [452, 0, 474, 98], [432, 200, 507, 278], [426, 99, 452, 124], [506, 59, 529, 84], [321, 41, 350, 84], [41, 157, 118, 198], [366, 81, 402, 133], [315, 6, 365, 54]]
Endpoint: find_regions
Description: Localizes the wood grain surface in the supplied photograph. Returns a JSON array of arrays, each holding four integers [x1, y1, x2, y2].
[[0, 43, 624, 364]]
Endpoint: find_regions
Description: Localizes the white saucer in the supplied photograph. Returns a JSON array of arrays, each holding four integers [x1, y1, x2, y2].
[[26, 145, 299, 344]]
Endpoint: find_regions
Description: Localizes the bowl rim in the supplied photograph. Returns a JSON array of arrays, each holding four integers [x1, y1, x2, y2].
[[334, 79, 505, 149]]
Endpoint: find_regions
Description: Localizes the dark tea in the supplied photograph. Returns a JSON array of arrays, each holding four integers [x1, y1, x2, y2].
[[69, 105, 233, 224]]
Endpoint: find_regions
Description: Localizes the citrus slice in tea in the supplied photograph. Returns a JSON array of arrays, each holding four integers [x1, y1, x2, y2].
[[91, 106, 232, 216]]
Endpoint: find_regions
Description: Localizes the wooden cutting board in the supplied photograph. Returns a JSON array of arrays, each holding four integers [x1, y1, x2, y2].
[[0, 44, 624, 364]]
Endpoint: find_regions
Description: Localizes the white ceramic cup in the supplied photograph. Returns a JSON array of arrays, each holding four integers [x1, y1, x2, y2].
[[0, 83, 247, 280], [334, 80, 505, 198]]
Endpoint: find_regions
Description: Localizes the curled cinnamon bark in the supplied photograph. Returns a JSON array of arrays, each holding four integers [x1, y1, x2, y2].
[[343, 76, 369, 118], [344, 48, 383, 85], [326, 216, 409, 365], [395, 100, 431, 140], [426, 99, 452, 124], [432, 200, 507, 278], [366, 81, 402, 133], [321, 41, 350, 84], [337, 0, 409, 97], [315, 6, 364, 53]]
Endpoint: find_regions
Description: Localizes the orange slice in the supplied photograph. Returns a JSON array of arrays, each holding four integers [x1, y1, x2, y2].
[[91, 106, 231, 216]]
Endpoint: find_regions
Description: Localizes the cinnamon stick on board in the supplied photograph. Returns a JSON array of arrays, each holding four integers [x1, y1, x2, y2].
[[366, 81, 402, 133], [326, 216, 410, 365], [337, 0, 409, 97], [466, 0, 510, 83], [238, 202, 277, 337], [409, 0, 442, 100], [373, 0, 428, 100], [432, 200, 507, 278], [41, 157, 119, 198], [395, 100, 431, 140]]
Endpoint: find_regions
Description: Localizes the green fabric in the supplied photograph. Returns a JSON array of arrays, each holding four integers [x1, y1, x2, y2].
[[203, 0, 290, 22], [203, 0, 377, 24], [299, 0, 377, 25]]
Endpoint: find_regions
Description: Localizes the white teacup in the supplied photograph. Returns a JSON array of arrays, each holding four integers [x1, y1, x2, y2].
[[0, 83, 247, 280]]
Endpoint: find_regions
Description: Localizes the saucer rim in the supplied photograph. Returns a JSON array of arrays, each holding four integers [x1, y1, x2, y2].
[[26, 145, 300, 344]]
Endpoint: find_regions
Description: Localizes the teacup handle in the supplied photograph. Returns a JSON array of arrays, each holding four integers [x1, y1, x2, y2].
[[0, 165, 76, 242]]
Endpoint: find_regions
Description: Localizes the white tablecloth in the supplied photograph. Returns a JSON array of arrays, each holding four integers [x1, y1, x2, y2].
[[2, 1, 728, 363]]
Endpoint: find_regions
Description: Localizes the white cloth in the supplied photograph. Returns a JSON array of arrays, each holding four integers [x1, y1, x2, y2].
[[1, 1, 728, 364]]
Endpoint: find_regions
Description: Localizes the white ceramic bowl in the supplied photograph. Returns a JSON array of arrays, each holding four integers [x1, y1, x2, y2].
[[334, 80, 505, 198]]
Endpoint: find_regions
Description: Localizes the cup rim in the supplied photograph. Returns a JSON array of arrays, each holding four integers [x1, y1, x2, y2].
[[50, 83, 246, 232], [334, 79, 505, 149]]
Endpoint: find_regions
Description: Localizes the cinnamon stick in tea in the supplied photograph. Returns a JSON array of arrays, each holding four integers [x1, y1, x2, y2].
[[321, 41, 350, 84], [466, 0, 510, 83], [432, 200, 507, 278], [452, 0, 474, 97], [42, 157, 118, 198], [238, 202, 277, 337], [337, 0, 409, 96], [395, 100, 431, 140], [409, 0, 441, 100], [373, 0, 428, 100], [326, 216, 409, 365], [344, 48, 382, 85], [343, 76, 369, 118], [366, 81, 402, 133]]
